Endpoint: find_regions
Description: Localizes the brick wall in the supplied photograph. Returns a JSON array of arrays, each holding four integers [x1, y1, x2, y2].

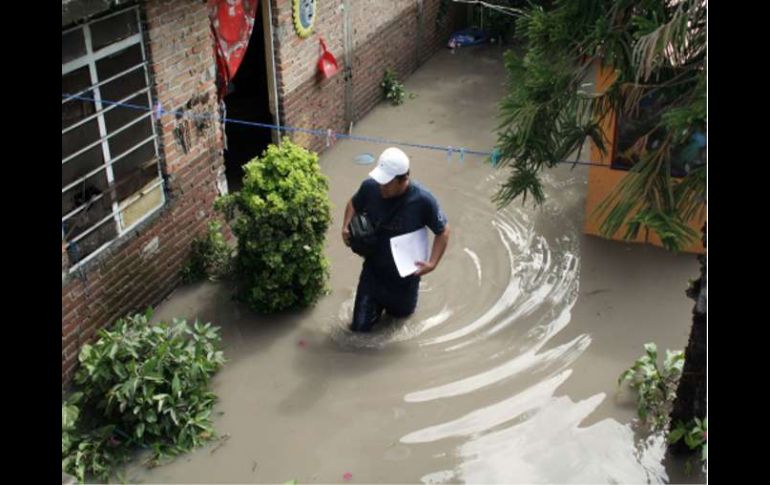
[[61, 0, 225, 385], [272, 0, 459, 153]]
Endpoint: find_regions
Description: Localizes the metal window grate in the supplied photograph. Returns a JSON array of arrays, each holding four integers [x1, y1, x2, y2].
[[62, 5, 164, 271]]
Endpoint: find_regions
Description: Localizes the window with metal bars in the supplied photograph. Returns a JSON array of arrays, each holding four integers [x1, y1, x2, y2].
[[62, 6, 164, 270]]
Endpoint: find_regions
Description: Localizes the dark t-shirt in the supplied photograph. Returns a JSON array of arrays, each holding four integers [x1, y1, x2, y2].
[[351, 178, 448, 287]]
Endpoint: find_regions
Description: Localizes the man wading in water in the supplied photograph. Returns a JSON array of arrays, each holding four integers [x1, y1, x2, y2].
[[342, 147, 450, 332]]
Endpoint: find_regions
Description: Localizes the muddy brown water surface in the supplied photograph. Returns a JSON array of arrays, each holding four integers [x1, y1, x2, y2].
[[124, 46, 704, 484]]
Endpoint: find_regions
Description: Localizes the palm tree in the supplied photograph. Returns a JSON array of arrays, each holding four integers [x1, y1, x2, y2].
[[493, 0, 706, 455]]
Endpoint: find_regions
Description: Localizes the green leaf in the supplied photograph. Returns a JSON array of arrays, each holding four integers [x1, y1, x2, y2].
[[136, 422, 145, 439], [618, 369, 633, 386], [684, 433, 696, 449], [172, 374, 181, 397], [643, 342, 657, 356], [668, 427, 685, 443]]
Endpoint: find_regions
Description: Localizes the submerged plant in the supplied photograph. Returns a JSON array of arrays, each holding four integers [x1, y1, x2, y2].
[[618, 342, 684, 430]]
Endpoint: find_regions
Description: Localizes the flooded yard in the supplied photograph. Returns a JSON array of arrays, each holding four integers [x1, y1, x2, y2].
[[124, 45, 702, 484]]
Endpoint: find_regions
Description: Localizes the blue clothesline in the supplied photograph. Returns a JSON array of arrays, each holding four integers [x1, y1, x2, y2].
[[61, 92, 609, 168]]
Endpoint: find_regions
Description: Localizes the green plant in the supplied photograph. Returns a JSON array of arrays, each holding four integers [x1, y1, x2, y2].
[[215, 139, 332, 313], [618, 343, 684, 430], [181, 220, 233, 283], [62, 392, 81, 456], [63, 310, 225, 483], [669, 417, 707, 474], [669, 417, 707, 460], [492, 0, 705, 253], [381, 69, 407, 105], [62, 421, 127, 484]]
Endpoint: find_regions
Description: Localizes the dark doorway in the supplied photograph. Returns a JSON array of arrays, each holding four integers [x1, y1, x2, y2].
[[223, 5, 272, 192]]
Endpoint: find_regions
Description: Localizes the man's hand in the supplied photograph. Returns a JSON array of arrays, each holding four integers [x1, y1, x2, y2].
[[413, 260, 436, 277], [342, 227, 351, 247], [413, 224, 450, 277]]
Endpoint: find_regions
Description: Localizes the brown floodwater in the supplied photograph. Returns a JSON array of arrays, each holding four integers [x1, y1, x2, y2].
[[122, 45, 704, 484]]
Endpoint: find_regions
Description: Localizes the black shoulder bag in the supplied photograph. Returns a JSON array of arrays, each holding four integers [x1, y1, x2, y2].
[[348, 198, 407, 257]]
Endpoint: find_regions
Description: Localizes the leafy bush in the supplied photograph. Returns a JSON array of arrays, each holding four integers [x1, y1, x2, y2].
[[62, 311, 225, 483], [618, 342, 684, 430], [181, 220, 233, 283], [62, 393, 81, 457], [61, 404, 125, 485], [669, 417, 707, 461], [216, 139, 332, 313], [381, 69, 407, 105]]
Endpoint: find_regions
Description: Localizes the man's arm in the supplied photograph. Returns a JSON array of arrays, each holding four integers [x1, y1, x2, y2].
[[414, 223, 450, 277], [342, 198, 356, 247]]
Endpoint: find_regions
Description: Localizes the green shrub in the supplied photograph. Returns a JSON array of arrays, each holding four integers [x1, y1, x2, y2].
[[181, 220, 233, 283], [618, 342, 684, 430], [669, 417, 707, 462], [381, 69, 407, 105], [216, 139, 332, 313], [62, 311, 225, 483]]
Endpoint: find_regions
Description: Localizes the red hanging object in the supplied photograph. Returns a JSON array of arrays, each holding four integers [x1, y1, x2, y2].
[[217, 1, 247, 43], [317, 37, 339, 79], [207, 0, 259, 98]]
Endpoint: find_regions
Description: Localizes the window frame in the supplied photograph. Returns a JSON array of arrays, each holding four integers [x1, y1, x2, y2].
[[62, 5, 165, 272]]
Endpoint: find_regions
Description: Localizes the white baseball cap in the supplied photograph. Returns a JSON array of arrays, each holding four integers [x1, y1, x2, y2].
[[368, 147, 410, 184]]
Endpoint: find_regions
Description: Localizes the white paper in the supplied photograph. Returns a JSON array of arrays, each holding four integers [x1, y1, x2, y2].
[[390, 227, 430, 278]]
